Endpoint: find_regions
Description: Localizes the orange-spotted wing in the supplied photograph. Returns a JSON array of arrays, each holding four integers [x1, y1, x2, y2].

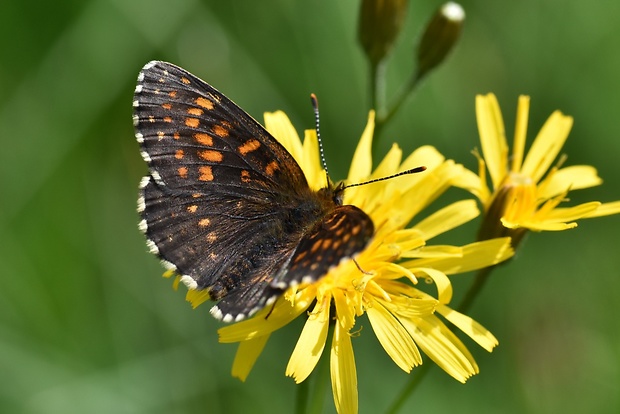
[[133, 61, 373, 322]]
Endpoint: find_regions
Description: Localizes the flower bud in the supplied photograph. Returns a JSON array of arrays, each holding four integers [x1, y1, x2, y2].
[[415, 2, 465, 81], [358, 0, 409, 66]]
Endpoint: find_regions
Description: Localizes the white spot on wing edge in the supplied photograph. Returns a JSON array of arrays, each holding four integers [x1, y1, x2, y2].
[[145, 239, 159, 255], [151, 170, 164, 186], [132, 99, 139, 108], [180, 275, 198, 290], [135, 132, 144, 143], [160, 259, 177, 271], [132, 114, 140, 127], [137, 195, 145, 213], [134, 84, 143, 94], [210, 306, 223, 320], [138, 219, 147, 233], [140, 150, 151, 163], [139, 176, 151, 189]]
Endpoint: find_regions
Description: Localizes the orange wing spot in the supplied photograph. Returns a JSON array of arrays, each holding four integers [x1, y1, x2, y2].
[[194, 133, 213, 146], [181, 77, 191, 85], [351, 225, 361, 235], [198, 149, 224, 162], [187, 205, 198, 213], [241, 170, 251, 183], [163, 116, 173, 123], [192, 193, 202, 198], [199, 218, 210, 227], [199, 166, 214, 181], [162, 103, 172, 110], [212, 124, 229, 137], [209, 252, 218, 260], [294, 250, 307, 262], [148, 116, 155, 123], [178, 166, 188, 178], [332, 240, 342, 250], [322, 239, 332, 250], [185, 118, 200, 128], [265, 160, 279, 176], [173, 132, 180, 140], [175, 149, 184, 159], [238, 139, 261, 155], [206, 232, 218, 243], [311, 239, 322, 254], [169, 90, 178, 98], [187, 107, 203, 116], [195, 97, 214, 110]]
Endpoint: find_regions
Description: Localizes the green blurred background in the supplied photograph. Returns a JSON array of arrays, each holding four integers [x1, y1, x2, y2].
[[1, 1, 619, 413]]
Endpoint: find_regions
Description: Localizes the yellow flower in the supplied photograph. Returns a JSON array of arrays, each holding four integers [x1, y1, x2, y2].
[[216, 110, 513, 414], [453, 94, 620, 243]]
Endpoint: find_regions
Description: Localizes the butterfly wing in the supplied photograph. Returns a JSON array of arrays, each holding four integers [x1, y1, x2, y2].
[[134, 61, 322, 319], [270, 205, 374, 289], [134, 61, 375, 322], [134, 61, 309, 195]]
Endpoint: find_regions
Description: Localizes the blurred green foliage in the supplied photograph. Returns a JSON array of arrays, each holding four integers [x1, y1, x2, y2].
[[1, 1, 619, 413]]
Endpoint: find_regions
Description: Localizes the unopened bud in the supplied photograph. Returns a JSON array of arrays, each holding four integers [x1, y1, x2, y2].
[[358, 0, 409, 66], [415, 2, 465, 81]]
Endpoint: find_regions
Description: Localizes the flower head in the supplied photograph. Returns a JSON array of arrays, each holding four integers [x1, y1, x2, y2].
[[215, 110, 513, 413], [454, 94, 620, 245]]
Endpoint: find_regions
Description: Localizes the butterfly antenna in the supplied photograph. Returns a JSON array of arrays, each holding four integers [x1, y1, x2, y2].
[[310, 94, 330, 187], [343, 166, 427, 190]]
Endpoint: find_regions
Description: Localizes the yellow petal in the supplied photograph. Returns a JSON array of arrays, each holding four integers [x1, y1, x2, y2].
[[436, 305, 498, 352], [286, 299, 331, 383], [414, 267, 453, 304], [264, 111, 304, 163], [449, 167, 489, 204], [400, 244, 462, 259], [301, 129, 327, 191], [231, 334, 270, 381], [347, 110, 375, 182], [366, 300, 421, 372], [584, 201, 620, 218], [414, 200, 479, 240], [536, 201, 601, 225], [510, 95, 530, 172], [330, 323, 357, 414], [501, 217, 577, 231], [520, 111, 573, 182], [400, 315, 478, 383], [537, 165, 602, 200], [402, 238, 513, 275], [476, 94, 508, 189]]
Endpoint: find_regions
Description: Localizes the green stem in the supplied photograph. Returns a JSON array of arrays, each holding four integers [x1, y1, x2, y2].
[[457, 265, 494, 315], [375, 71, 421, 140], [384, 362, 432, 414], [295, 374, 309, 414], [308, 347, 331, 414]]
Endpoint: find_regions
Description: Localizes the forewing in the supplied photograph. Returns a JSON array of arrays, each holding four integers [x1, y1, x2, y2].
[[133, 60, 309, 199]]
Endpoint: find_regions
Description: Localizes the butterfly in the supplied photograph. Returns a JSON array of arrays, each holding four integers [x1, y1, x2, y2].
[[133, 61, 374, 322]]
